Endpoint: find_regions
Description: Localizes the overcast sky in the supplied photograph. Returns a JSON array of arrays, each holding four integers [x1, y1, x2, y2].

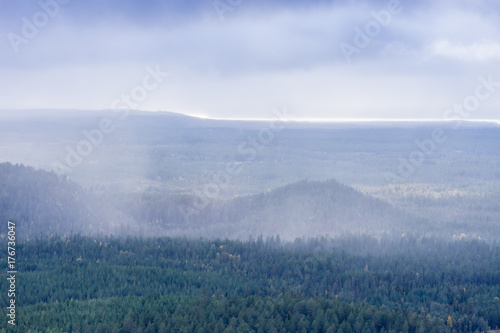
[[1, 0, 499, 120]]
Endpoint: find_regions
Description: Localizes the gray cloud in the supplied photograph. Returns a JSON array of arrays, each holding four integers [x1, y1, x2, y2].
[[1, 0, 499, 119]]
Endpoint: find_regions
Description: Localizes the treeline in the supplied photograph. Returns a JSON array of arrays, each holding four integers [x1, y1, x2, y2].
[[1, 235, 499, 331]]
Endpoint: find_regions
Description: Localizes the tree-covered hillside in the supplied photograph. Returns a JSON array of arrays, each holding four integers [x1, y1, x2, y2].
[[0, 163, 135, 238], [1, 163, 431, 240], [118, 179, 427, 240], [2, 162, 496, 241]]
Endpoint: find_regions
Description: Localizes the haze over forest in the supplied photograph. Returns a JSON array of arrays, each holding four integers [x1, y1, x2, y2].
[[1, 109, 500, 332], [2, 0, 500, 331], [1, 109, 499, 241]]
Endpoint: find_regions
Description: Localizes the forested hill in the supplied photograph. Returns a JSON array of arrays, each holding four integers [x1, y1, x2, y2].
[[0, 162, 135, 238], [1, 163, 429, 240], [120, 179, 428, 240], [223, 179, 427, 239]]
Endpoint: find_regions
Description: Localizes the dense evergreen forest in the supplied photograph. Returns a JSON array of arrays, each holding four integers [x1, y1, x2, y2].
[[0, 235, 499, 332]]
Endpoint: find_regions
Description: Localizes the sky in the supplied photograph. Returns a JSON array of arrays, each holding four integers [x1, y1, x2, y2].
[[1, 0, 500, 120]]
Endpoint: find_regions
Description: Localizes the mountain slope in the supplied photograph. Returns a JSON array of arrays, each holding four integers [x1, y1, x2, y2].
[[0, 163, 135, 238], [168, 179, 429, 239], [0, 163, 431, 240]]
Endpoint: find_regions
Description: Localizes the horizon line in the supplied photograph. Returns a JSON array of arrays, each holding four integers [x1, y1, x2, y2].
[[185, 114, 500, 124], [1, 109, 499, 125]]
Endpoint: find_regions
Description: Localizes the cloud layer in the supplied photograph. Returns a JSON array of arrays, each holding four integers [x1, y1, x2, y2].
[[1, 0, 499, 119]]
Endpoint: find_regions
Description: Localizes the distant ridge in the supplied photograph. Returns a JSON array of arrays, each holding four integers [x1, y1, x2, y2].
[[163, 179, 428, 240], [1, 109, 499, 132]]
